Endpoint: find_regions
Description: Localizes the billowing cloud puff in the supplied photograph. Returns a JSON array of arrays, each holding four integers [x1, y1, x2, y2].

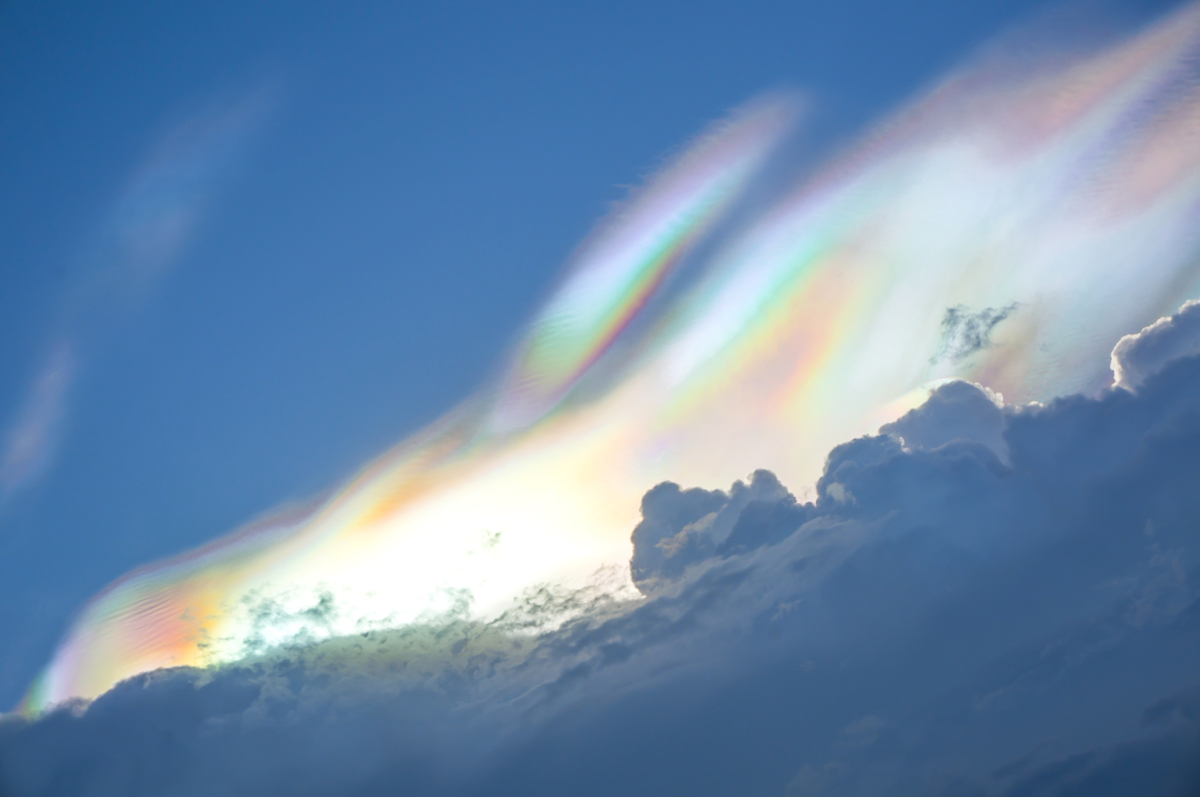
[[1112, 299, 1200, 392], [4, 308, 1200, 796], [879, 379, 1007, 460], [630, 469, 792, 588]]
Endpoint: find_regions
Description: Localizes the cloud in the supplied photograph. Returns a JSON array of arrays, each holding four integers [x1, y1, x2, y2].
[[0, 342, 75, 502], [1111, 299, 1200, 392], [629, 469, 792, 588], [932, 303, 1019, 363], [30, 1, 1200, 709], [0, 90, 270, 509], [880, 379, 1007, 460], [5, 303, 1200, 795]]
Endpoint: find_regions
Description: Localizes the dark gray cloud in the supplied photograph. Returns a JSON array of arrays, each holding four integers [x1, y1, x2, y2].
[[5, 332, 1200, 795], [630, 469, 792, 588], [933, 304, 1019, 363]]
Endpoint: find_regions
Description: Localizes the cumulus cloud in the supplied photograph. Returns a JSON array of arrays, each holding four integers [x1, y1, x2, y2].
[[629, 469, 792, 588], [5, 313, 1200, 795], [880, 379, 1007, 460], [1112, 299, 1200, 392]]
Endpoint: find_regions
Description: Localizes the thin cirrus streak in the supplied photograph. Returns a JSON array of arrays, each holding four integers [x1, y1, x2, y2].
[[22, 4, 1200, 714], [0, 90, 270, 507], [0, 343, 76, 502]]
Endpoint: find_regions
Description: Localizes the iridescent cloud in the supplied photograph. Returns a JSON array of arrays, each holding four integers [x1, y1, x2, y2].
[[23, 5, 1200, 714]]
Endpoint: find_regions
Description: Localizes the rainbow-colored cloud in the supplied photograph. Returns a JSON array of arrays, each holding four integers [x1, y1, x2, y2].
[[24, 5, 1200, 714]]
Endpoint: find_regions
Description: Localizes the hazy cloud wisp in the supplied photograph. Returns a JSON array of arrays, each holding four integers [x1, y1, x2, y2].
[[0, 90, 270, 507]]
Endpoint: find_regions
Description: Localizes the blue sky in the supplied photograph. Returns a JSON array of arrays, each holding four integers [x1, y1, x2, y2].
[[3, 3, 1199, 795]]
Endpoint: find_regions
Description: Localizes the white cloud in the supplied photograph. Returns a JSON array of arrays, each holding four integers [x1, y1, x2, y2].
[[880, 379, 1007, 460], [1112, 299, 1200, 392]]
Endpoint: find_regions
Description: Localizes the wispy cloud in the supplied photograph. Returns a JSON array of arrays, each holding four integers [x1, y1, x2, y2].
[[0, 343, 75, 501], [0, 87, 272, 507]]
